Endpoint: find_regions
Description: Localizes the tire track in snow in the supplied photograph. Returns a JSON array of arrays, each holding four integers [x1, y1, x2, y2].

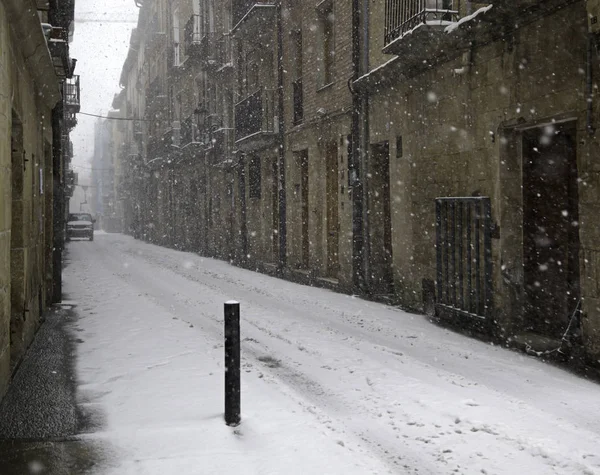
[[82, 236, 600, 475]]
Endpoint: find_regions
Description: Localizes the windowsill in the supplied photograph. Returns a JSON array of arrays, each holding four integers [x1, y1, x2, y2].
[[317, 82, 334, 92]]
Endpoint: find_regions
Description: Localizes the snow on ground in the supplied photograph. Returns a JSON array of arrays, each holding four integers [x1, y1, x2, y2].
[[63, 234, 600, 475]]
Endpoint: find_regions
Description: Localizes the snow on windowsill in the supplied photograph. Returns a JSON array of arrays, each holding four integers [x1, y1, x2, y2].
[[445, 5, 494, 34]]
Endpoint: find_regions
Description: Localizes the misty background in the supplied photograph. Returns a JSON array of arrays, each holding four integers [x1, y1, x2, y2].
[[69, 0, 138, 211]]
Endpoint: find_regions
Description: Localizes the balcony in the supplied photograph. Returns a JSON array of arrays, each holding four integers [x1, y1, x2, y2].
[[47, 27, 70, 79], [147, 14, 167, 51], [217, 34, 234, 71], [133, 120, 144, 139], [208, 127, 234, 167], [168, 43, 183, 72], [63, 75, 80, 129], [147, 127, 179, 164], [232, 1, 276, 34], [64, 75, 80, 112], [184, 14, 204, 55], [180, 115, 208, 158], [383, 0, 460, 55], [146, 77, 167, 110], [235, 88, 277, 150], [184, 15, 220, 65]]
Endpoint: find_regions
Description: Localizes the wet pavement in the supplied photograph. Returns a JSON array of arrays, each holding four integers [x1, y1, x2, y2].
[[0, 304, 104, 474]]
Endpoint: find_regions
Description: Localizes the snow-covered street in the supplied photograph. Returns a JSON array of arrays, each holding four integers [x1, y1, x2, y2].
[[64, 233, 600, 475]]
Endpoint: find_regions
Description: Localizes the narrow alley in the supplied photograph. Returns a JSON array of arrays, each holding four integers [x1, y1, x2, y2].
[[50, 233, 600, 474]]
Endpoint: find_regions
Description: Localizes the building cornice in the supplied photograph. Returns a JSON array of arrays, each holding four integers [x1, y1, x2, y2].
[[2, 0, 62, 109]]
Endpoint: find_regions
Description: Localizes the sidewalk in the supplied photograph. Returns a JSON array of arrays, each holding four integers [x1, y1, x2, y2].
[[2, 232, 600, 474], [0, 305, 103, 474]]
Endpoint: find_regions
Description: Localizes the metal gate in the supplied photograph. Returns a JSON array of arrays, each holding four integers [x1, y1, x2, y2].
[[435, 197, 493, 322]]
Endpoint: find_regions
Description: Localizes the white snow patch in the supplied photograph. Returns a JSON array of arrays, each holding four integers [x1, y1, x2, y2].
[[445, 5, 493, 33], [64, 234, 600, 474]]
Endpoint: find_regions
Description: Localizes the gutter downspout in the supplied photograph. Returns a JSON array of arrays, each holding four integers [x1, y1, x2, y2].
[[350, 0, 366, 291], [276, 1, 287, 271], [360, 0, 371, 294], [587, 32, 595, 136]]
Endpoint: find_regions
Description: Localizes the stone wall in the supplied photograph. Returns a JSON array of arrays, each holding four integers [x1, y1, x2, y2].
[[0, 0, 56, 398], [281, 0, 354, 285], [367, 1, 598, 356], [0, 1, 11, 398]]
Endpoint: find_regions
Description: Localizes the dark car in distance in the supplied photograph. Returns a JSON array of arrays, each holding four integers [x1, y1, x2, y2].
[[67, 213, 95, 241]]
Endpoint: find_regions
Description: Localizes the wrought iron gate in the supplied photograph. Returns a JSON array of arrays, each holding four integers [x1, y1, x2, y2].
[[435, 197, 493, 322]]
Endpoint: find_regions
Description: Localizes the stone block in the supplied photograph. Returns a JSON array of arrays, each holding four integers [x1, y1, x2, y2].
[[0, 170, 10, 233], [579, 204, 600, 249], [0, 342, 9, 400], [0, 231, 9, 290], [582, 297, 600, 361]]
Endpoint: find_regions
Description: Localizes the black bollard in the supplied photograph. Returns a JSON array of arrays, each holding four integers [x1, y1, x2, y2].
[[224, 301, 241, 426]]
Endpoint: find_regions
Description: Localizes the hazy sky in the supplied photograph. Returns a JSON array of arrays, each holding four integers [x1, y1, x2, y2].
[[69, 0, 139, 183]]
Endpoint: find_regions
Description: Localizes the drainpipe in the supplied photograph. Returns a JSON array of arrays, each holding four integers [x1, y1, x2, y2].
[[360, 0, 371, 293], [350, 0, 366, 291], [587, 32, 595, 136], [276, 0, 287, 271], [239, 155, 248, 264]]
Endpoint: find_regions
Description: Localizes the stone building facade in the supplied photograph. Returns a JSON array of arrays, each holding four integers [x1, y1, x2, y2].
[[0, 0, 79, 399], [355, 0, 600, 362], [112, 0, 600, 366]]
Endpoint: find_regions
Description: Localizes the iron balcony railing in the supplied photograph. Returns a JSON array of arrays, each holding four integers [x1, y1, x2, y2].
[[133, 120, 143, 138], [148, 134, 162, 161], [384, 0, 460, 45], [184, 14, 204, 52], [235, 88, 276, 142], [146, 77, 166, 108], [180, 115, 208, 148], [168, 43, 181, 68], [180, 116, 195, 147], [163, 124, 180, 149], [48, 26, 70, 79], [63, 75, 80, 112], [217, 34, 233, 68]]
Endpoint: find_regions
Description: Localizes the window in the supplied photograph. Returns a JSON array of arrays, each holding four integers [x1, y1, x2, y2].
[[172, 7, 181, 66], [318, 1, 335, 87], [249, 155, 261, 199], [396, 135, 403, 158]]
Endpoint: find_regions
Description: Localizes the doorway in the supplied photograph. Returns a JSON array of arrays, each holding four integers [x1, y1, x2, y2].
[[325, 142, 339, 278], [369, 141, 393, 294], [297, 150, 309, 269], [522, 126, 580, 338]]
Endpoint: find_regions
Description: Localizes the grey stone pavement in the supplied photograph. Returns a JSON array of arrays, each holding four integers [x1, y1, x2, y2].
[[0, 304, 106, 474]]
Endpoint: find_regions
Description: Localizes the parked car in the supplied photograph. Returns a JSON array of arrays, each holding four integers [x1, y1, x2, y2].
[[66, 213, 95, 241]]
